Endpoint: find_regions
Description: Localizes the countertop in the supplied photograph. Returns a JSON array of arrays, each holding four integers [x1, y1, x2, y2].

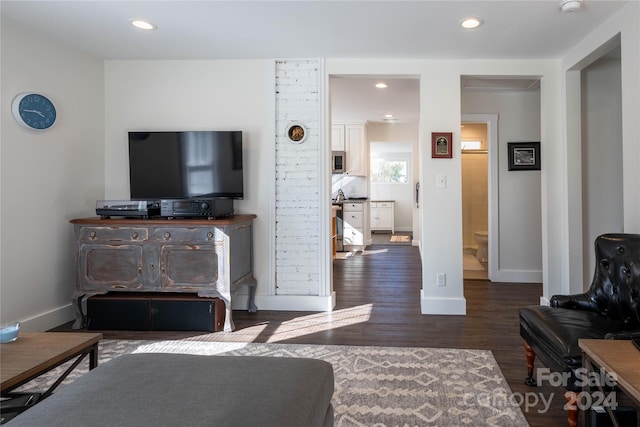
[[331, 198, 368, 205], [371, 200, 395, 203]]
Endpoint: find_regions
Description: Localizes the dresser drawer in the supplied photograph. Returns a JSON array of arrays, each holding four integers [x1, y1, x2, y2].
[[344, 226, 364, 245], [78, 226, 148, 242], [153, 227, 220, 243], [343, 211, 363, 228], [343, 202, 364, 212]]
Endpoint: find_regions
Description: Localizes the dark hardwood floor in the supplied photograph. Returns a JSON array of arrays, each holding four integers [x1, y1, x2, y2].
[[54, 244, 569, 426]]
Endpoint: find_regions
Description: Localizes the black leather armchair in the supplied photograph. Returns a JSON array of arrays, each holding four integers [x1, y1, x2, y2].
[[519, 233, 640, 426]]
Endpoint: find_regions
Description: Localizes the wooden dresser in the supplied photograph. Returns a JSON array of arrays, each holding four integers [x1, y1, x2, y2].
[[70, 215, 257, 332]]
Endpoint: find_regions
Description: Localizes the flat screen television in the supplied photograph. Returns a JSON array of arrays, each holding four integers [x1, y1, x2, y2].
[[128, 131, 243, 200]]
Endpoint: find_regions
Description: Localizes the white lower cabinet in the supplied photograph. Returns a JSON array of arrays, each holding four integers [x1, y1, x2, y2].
[[371, 201, 395, 233], [342, 201, 368, 251]]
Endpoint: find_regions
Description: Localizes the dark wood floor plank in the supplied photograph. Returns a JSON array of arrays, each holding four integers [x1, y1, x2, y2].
[[52, 243, 568, 426]]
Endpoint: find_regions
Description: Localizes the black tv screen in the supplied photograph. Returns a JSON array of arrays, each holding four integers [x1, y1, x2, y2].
[[128, 131, 243, 200]]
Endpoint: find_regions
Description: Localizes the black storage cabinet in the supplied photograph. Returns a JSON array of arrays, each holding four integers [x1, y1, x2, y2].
[[87, 293, 225, 332]]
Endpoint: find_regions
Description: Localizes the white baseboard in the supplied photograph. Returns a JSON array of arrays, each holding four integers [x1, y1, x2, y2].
[[492, 269, 543, 283], [232, 292, 336, 312], [20, 303, 75, 332], [394, 226, 413, 233], [420, 291, 466, 315]]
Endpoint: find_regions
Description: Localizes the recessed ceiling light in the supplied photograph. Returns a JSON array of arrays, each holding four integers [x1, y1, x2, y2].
[[559, 0, 582, 12], [375, 83, 388, 89], [385, 114, 395, 119], [460, 17, 483, 29], [131, 19, 157, 30]]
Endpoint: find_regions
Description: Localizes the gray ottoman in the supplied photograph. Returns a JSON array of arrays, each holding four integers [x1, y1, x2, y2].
[[9, 353, 334, 427]]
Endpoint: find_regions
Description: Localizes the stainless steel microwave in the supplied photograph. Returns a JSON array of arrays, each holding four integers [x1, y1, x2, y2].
[[332, 151, 345, 174]]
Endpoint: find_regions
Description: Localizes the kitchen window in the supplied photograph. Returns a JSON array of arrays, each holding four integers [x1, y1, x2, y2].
[[370, 158, 408, 183]]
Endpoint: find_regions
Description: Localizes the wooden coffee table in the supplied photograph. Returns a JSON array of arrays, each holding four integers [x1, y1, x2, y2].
[[1, 332, 102, 405], [579, 339, 640, 427]]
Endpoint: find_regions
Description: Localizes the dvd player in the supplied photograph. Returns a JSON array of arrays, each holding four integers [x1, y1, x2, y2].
[[160, 198, 234, 219], [96, 200, 160, 219]]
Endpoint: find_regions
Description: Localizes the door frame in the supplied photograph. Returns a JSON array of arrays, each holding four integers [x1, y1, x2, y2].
[[461, 114, 498, 281]]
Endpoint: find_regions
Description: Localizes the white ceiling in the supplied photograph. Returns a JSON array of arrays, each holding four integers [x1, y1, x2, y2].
[[2, 0, 627, 123], [1, 1, 627, 60], [331, 76, 421, 123]]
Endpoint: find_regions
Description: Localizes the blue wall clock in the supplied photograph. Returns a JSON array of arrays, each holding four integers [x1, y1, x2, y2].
[[11, 93, 57, 130]]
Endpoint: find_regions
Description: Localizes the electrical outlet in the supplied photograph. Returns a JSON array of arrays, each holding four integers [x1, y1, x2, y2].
[[437, 273, 446, 287]]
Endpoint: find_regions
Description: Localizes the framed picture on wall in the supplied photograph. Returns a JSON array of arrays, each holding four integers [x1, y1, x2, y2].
[[508, 142, 540, 171], [431, 132, 453, 158]]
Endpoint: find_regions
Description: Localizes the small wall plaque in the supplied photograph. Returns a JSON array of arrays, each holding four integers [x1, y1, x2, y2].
[[432, 132, 453, 158], [286, 122, 307, 144]]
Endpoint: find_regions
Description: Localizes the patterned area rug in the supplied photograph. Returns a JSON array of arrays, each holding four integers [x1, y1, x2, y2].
[[16, 340, 528, 427], [371, 232, 413, 245]]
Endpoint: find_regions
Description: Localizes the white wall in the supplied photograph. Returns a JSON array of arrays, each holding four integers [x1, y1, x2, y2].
[[0, 18, 105, 329], [562, 1, 640, 296], [104, 60, 274, 309], [326, 59, 559, 314], [581, 54, 623, 284], [462, 88, 543, 282], [105, 58, 557, 317]]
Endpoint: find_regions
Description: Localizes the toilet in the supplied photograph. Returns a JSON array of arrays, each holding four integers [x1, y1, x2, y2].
[[474, 231, 488, 263]]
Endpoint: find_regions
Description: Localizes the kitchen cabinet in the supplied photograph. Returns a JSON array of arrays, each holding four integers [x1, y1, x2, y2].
[[331, 125, 345, 151], [331, 123, 367, 176], [342, 201, 369, 251], [70, 215, 257, 332], [371, 201, 395, 233]]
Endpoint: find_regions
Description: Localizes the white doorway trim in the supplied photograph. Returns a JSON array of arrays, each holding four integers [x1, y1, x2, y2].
[[462, 114, 498, 281]]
